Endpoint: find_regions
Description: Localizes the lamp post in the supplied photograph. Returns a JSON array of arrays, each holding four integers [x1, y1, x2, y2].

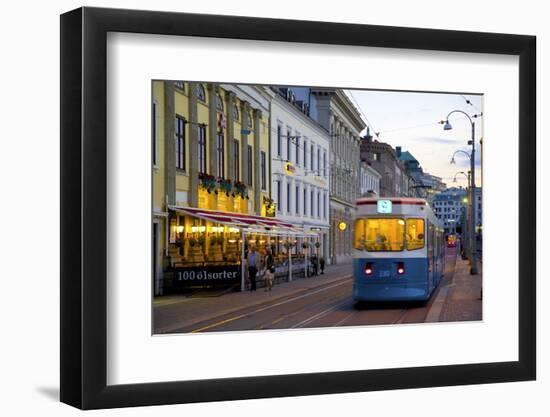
[[443, 110, 481, 275]]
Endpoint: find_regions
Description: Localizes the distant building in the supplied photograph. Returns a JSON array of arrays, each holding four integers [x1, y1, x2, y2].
[[433, 187, 468, 235], [360, 135, 410, 197], [359, 162, 381, 196]]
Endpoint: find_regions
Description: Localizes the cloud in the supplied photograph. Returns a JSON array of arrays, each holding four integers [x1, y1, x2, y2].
[[410, 136, 460, 145]]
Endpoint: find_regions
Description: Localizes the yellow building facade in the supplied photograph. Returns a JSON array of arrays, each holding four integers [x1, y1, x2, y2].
[[152, 81, 272, 294]]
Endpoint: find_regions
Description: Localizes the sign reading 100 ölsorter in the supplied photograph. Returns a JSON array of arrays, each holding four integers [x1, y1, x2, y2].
[[173, 265, 241, 287]]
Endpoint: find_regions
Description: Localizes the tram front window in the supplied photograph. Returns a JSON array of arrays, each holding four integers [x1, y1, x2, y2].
[[406, 218, 425, 250], [354, 218, 405, 251]]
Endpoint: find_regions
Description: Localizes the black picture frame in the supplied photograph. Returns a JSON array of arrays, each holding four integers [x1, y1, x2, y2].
[[60, 6, 536, 410]]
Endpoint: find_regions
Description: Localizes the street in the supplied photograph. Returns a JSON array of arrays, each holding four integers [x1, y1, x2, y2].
[[154, 245, 480, 334]]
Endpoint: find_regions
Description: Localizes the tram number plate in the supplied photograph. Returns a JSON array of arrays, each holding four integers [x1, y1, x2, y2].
[[379, 270, 391, 278]]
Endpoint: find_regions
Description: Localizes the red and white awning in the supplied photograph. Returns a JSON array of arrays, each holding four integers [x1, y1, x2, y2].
[[168, 205, 317, 236]]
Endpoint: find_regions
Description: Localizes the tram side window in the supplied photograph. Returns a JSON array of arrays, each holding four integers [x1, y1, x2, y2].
[[406, 218, 425, 250], [354, 218, 405, 251]]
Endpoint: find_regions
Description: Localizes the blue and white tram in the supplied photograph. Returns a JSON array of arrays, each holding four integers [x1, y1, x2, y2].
[[352, 197, 445, 302]]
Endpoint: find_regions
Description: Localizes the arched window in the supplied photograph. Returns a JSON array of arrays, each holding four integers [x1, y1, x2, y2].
[[233, 104, 239, 121], [216, 93, 224, 112], [197, 84, 206, 102]]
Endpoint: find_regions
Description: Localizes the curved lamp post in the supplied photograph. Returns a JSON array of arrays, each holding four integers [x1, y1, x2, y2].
[[443, 110, 481, 275]]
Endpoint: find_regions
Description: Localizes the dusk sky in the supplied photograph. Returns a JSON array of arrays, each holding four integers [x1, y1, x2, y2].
[[345, 89, 483, 189]]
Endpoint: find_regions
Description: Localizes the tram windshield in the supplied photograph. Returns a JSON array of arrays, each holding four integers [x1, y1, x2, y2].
[[406, 218, 425, 250], [354, 218, 405, 251]]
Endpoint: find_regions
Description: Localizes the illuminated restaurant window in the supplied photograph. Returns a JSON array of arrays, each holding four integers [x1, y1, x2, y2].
[[354, 218, 405, 251], [406, 218, 425, 250]]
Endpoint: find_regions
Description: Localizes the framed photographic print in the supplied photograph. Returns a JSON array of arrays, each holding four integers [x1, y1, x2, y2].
[[60, 6, 536, 410]]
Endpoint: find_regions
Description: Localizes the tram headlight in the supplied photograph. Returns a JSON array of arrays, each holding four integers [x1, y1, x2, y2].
[[364, 262, 373, 276]]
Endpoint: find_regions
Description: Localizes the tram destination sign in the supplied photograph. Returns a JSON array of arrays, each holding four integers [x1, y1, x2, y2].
[[172, 265, 241, 287]]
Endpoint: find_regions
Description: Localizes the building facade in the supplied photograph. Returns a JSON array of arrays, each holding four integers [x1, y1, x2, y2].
[[359, 162, 381, 196], [291, 88, 365, 264], [268, 87, 331, 261], [360, 136, 411, 198], [433, 187, 467, 235], [152, 81, 272, 295]]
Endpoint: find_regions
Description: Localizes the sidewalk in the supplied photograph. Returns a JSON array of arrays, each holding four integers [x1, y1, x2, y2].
[[438, 257, 482, 322], [154, 262, 353, 333]]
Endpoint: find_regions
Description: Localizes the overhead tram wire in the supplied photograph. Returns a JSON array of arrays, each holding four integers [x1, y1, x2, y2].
[[460, 94, 482, 113], [346, 90, 382, 140]]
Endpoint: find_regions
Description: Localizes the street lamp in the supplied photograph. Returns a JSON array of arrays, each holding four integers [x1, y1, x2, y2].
[[443, 110, 482, 275]]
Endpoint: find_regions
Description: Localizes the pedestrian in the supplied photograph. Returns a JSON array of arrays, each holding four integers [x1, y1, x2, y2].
[[247, 245, 259, 291], [319, 256, 325, 275], [263, 248, 275, 291]]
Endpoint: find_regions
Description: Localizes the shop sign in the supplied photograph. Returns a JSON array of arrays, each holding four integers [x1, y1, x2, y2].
[[284, 162, 295, 175], [173, 265, 241, 287]]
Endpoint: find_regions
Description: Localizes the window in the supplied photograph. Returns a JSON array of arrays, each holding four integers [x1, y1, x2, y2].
[[295, 134, 300, 166], [323, 193, 327, 219], [260, 151, 266, 190], [304, 189, 308, 215], [233, 139, 239, 180], [287, 129, 292, 162], [286, 182, 291, 212], [276, 180, 281, 212], [247, 145, 253, 186], [354, 218, 405, 251], [233, 104, 239, 121], [317, 148, 321, 174], [152, 101, 158, 166], [304, 140, 308, 168], [174, 81, 185, 91], [277, 125, 282, 157], [406, 218, 425, 250], [216, 133, 224, 177], [197, 84, 206, 102], [310, 144, 315, 171], [295, 185, 300, 214], [310, 190, 314, 216], [175, 115, 186, 170], [323, 151, 327, 177], [215, 93, 224, 112], [316, 192, 320, 218], [198, 124, 207, 173]]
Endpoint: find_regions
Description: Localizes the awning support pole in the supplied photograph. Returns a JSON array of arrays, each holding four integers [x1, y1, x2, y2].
[[304, 237, 308, 278], [288, 234, 292, 282], [241, 231, 246, 292]]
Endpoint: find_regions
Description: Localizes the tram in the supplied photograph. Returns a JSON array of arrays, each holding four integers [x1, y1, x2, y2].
[[352, 197, 445, 302]]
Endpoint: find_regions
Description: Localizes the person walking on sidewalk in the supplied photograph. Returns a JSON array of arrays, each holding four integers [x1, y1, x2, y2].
[[263, 248, 275, 291], [247, 246, 259, 291]]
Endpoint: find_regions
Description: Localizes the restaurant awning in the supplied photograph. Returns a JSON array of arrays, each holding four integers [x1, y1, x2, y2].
[[168, 205, 318, 236]]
